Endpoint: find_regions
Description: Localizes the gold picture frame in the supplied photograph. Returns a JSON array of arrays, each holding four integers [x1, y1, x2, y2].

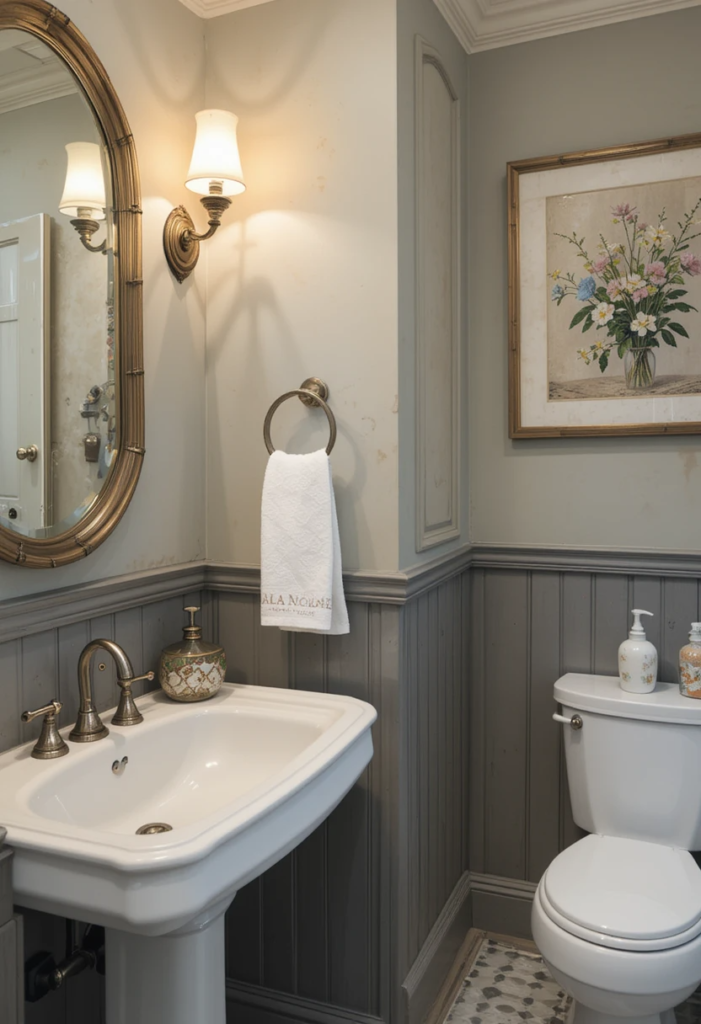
[[508, 131, 701, 438], [0, 1, 143, 567]]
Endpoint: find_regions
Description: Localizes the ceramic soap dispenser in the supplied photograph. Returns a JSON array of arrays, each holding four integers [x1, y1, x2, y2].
[[159, 606, 226, 702], [618, 609, 657, 694], [679, 622, 701, 699]]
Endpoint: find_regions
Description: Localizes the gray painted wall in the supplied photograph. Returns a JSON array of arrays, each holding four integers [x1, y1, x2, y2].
[[468, 6, 701, 550]]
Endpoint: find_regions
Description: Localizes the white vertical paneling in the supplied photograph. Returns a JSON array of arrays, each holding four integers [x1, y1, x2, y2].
[[415, 38, 461, 552]]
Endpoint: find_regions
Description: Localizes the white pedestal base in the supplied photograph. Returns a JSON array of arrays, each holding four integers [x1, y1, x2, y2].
[[105, 910, 228, 1024]]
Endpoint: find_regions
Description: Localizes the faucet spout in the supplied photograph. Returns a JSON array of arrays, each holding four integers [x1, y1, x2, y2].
[[69, 639, 135, 743]]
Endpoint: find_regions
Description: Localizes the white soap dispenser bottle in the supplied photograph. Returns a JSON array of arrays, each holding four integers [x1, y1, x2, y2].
[[619, 609, 657, 694]]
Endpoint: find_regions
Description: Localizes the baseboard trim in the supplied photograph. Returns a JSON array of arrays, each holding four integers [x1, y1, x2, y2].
[[402, 871, 472, 1024], [469, 873, 537, 941], [225, 980, 384, 1024]]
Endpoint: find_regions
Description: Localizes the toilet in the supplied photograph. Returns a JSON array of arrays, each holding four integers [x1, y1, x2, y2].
[[532, 673, 701, 1024]]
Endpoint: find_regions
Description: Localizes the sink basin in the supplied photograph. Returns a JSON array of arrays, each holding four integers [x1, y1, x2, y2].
[[0, 683, 376, 1024]]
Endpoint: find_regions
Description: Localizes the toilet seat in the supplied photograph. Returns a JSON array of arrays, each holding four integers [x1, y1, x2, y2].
[[541, 834, 701, 952]]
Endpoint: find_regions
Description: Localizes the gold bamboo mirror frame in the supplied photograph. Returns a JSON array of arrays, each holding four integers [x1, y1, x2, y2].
[[0, 0, 143, 568]]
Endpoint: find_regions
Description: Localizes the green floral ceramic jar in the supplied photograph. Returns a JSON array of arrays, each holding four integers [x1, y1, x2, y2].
[[159, 606, 226, 702]]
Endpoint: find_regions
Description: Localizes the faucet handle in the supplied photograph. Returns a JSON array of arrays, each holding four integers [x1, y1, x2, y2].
[[111, 671, 154, 727], [21, 700, 69, 759]]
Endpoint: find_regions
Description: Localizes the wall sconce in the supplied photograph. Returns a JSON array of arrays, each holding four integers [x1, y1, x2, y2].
[[59, 142, 108, 253], [163, 109, 246, 283]]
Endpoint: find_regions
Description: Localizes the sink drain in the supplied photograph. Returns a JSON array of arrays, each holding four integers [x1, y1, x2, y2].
[[135, 822, 173, 835]]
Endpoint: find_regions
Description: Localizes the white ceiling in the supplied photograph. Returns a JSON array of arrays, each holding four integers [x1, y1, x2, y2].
[[0, 31, 77, 115], [177, 0, 701, 52], [177, 0, 274, 17], [432, 0, 701, 53]]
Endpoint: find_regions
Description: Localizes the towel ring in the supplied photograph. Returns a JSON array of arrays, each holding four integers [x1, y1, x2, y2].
[[263, 377, 337, 455]]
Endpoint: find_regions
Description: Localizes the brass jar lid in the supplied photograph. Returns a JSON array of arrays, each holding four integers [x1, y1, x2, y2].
[[161, 607, 224, 658]]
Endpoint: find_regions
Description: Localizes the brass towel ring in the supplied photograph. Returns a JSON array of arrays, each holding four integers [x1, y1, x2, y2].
[[263, 377, 337, 455]]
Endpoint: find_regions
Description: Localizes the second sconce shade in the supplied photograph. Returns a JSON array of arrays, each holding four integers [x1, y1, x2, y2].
[[164, 108, 246, 282], [59, 142, 108, 253]]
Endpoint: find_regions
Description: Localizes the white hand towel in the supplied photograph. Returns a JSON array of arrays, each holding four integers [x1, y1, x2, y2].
[[261, 449, 350, 635]]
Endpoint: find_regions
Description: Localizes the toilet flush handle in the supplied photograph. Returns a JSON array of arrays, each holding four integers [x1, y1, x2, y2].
[[553, 713, 583, 730]]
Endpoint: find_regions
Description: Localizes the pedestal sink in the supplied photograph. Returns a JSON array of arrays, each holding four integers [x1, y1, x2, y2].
[[0, 683, 376, 1024]]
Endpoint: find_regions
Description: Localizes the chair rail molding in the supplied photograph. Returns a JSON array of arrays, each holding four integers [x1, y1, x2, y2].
[[7, 542, 701, 643], [433, 0, 701, 54]]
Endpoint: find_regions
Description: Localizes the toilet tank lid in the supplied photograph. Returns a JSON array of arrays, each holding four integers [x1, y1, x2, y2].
[[554, 673, 701, 724]]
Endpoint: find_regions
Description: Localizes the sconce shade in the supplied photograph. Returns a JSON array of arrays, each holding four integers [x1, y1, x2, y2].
[[59, 142, 107, 219], [186, 109, 246, 197]]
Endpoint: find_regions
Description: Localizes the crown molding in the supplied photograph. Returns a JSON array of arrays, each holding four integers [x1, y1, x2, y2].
[[177, 0, 277, 18], [0, 60, 77, 115], [434, 0, 701, 53]]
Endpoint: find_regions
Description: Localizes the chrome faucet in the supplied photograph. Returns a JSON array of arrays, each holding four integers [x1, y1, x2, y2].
[[69, 639, 154, 742]]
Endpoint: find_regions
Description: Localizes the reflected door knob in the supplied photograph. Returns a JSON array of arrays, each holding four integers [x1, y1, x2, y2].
[[16, 445, 39, 463]]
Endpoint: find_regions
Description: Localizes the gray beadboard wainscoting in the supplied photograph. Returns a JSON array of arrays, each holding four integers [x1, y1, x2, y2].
[[2, 546, 698, 1024], [0, 566, 207, 1024], [468, 548, 701, 938], [0, 554, 470, 1024]]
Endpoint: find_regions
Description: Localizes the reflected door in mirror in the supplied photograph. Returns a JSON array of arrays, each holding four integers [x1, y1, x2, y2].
[[0, 214, 49, 530]]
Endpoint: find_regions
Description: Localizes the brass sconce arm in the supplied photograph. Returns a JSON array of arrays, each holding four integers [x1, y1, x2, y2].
[[70, 215, 107, 253], [164, 186, 234, 282], [183, 193, 232, 245]]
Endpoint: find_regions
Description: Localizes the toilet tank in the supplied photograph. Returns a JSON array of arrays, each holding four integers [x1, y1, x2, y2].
[[555, 674, 701, 849]]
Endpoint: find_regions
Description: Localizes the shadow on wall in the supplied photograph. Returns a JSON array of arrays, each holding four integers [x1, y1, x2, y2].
[[111, 0, 204, 109], [202, 204, 377, 568], [205, 4, 335, 115]]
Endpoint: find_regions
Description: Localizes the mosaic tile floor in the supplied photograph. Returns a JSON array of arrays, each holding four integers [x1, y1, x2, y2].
[[443, 937, 701, 1024], [444, 939, 571, 1024]]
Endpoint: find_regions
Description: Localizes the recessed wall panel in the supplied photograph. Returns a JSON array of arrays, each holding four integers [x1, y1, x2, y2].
[[415, 40, 461, 551]]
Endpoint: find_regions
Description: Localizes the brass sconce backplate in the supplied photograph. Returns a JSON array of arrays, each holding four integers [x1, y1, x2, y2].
[[163, 206, 200, 283]]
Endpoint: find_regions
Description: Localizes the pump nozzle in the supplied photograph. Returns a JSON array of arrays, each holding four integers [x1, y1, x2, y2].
[[630, 609, 653, 638]]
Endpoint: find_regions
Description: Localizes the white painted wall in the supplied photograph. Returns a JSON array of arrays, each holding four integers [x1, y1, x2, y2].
[[0, 0, 207, 600], [468, 6, 701, 551], [203, 0, 400, 572]]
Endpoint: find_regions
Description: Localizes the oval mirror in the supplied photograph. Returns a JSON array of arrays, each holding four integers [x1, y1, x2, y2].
[[0, 1, 143, 568]]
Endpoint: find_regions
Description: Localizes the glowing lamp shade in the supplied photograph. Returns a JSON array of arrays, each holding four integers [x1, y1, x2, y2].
[[186, 109, 246, 197], [59, 142, 107, 220]]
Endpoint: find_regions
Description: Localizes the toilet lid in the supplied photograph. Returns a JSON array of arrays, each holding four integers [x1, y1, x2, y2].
[[543, 835, 701, 950]]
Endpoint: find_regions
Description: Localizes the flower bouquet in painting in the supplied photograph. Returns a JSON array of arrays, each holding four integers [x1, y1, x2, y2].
[[550, 199, 701, 390]]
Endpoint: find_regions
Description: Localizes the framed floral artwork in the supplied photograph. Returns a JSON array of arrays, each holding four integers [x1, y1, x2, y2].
[[508, 131, 701, 437]]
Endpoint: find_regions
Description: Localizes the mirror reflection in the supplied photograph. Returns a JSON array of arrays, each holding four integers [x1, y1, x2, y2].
[[0, 29, 115, 539]]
